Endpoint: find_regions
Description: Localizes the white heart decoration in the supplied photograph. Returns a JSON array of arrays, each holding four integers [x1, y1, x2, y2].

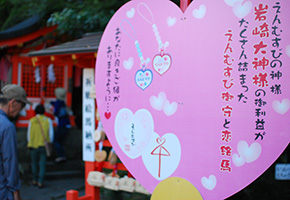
[[114, 108, 154, 159], [163, 100, 178, 116], [150, 92, 167, 111], [272, 98, 290, 115], [192, 4, 206, 19], [167, 16, 176, 27], [232, 153, 246, 167], [126, 8, 135, 18], [224, 0, 244, 7], [123, 57, 134, 70], [201, 175, 217, 191], [232, 1, 252, 18], [142, 132, 181, 180], [237, 141, 262, 163]]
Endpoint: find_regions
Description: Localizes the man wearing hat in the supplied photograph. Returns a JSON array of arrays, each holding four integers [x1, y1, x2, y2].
[[0, 84, 31, 200]]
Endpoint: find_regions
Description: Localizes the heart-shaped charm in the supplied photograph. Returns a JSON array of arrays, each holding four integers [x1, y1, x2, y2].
[[135, 69, 153, 90], [95, 0, 290, 199], [153, 53, 172, 75]]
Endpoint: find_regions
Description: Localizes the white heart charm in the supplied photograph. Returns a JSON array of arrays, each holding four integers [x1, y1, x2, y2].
[[142, 132, 181, 180], [126, 8, 135, 18], [153, 54, 172, 75], [232, 1, 252, 18], [167, 16, 176, 27], [273, 99, 290, 115], [192, 4, 206, 19], [150, 92, 167, 111], [115, 108, 154, 159], [135, 69, 153, 90], [201, 175, 217, 191], [232, 153, 246, 167], [237, 141, 262, 163], [224, 0, 244, 7], [163, 100, 178, 116], [123, 57, 134, 70], [286, 45, 290, 58]]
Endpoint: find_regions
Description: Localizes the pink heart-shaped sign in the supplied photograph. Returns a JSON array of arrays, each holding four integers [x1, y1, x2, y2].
[[95, 0, 290, 199]]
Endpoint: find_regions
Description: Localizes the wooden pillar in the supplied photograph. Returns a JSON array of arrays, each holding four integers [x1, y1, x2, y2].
[[180, 0, 191, 12], [66, 190, 79, 200], [11, 55, 19, 84], [40, 65, 46, 101], [85, 162, 99, 200], [67, 64, 73, 107]]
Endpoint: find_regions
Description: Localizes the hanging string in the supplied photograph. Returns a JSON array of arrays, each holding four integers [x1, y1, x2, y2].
[[137, 3, 155, 25], [120, 19, 137, 42], [120, 19, 150, 69], [137, 3, 169, 52]]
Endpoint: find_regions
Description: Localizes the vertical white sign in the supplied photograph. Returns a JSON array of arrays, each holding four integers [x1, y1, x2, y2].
[[82, 68, 95, 161]]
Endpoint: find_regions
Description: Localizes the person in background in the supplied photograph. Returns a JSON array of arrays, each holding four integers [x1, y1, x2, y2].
[[51, 87, 70, 163], [27, 104, 53, 188], [0, 84, 32, 200]]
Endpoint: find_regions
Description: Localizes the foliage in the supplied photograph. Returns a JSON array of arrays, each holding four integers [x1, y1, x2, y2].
[[0, 0, 181, 39], [47, 0, 129, 38], [0, 0, 65, 31]]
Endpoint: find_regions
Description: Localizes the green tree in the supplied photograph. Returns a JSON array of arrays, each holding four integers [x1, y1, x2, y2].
[[0, 0, 181, 39], [47, 0, 129, 38]]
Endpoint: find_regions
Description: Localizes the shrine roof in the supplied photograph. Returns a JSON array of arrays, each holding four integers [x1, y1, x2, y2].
[[29, 32, 102, 57], [0, 15, 40, 40]]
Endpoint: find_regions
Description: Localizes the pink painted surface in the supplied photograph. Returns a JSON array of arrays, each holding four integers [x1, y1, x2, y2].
[[95, 0, 290, 199]]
